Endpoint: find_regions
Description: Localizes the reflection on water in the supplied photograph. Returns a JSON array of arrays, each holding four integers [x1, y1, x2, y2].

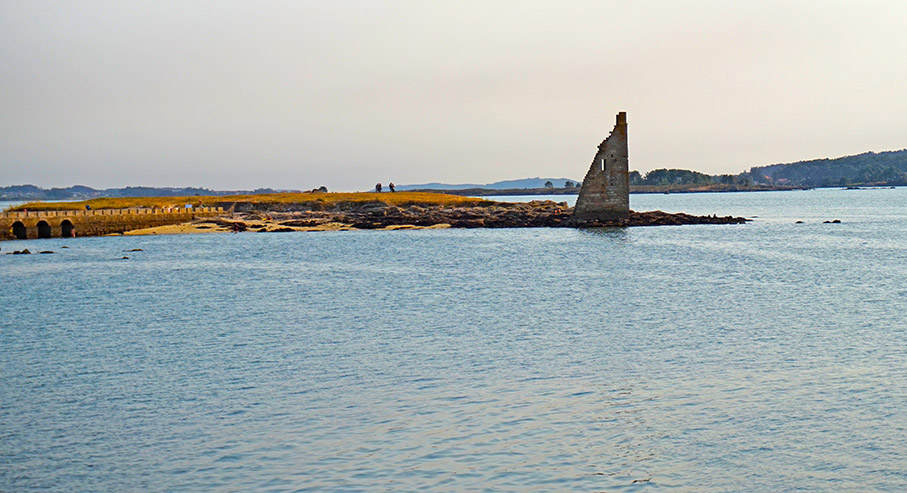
[[578, 227, 630, 241], [2, 188, 907, 490]]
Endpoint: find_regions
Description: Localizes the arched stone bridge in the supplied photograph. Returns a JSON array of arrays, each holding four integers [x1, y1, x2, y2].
[[0, 207, 224, 240]]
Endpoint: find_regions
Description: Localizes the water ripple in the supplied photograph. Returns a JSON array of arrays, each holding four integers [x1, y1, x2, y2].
[[2, 189, 907, 490]]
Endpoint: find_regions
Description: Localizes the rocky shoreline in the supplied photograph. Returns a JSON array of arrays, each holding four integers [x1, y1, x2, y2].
[[204, 200, 747, 233]]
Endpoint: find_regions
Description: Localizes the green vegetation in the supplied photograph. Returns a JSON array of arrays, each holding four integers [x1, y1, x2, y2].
[[625, 149, 907, 189], [626, 168, 755, 191], [747, 150, 907, 187], [632, 169, 721, 186], [8, 192, 498, 212]]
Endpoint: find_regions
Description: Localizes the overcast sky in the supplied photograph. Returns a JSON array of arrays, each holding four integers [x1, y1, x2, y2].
[[2, 1, 905, 191]]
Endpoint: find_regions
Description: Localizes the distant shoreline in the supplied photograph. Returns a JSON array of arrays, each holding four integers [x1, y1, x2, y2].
[[7, 184, 900, 203], [408, 184, 814, 196]]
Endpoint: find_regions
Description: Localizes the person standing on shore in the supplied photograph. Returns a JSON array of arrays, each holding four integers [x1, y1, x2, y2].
[[389, 182, 395, 192], [376, 183, 383, 193]]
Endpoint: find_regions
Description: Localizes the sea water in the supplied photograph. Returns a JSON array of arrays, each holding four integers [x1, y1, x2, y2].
[[2, 188, 906, 491]]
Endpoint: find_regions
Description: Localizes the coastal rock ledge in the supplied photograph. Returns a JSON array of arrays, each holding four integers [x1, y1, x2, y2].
[[224, 200, 747, 231]]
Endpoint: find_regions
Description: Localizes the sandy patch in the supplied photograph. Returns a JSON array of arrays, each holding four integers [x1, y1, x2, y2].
[[122, 222, 231, 236]]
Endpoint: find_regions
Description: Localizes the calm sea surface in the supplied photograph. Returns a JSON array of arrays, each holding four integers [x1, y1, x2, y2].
[[2, 189, 906, 491]]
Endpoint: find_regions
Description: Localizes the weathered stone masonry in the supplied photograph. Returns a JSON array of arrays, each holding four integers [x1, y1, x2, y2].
[[0, 207, 223, 240], [573, 111, 630, 222]]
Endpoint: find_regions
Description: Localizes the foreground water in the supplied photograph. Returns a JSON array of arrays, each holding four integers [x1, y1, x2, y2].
[[2, 188, 906, 491]]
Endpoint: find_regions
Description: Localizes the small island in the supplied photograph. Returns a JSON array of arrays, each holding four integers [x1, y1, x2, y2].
[[1, 112, 748, 241], [1, 191, 745, 240], [199, 195, 746, 233]]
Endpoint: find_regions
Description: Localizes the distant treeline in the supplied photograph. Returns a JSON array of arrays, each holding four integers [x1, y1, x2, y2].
[[747, 149, 907, 187], [4, 149, 906, 199], [631, 149, 907, 188], [0, 185, 301, 201]]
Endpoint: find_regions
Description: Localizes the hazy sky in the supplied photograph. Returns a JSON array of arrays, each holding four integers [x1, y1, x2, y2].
[[2, 1, 905, 191]]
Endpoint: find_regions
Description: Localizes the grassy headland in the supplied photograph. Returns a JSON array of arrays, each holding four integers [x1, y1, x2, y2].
[[7, 191, 497, 212]]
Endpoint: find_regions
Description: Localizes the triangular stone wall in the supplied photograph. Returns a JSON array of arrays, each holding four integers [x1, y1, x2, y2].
[[573, 112, 630, 221]]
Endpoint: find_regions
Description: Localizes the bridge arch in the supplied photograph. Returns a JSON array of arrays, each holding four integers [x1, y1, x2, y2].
[[61, 220, 75, 238], [37, 220, 51, 239], [12, 221, 27, 239]]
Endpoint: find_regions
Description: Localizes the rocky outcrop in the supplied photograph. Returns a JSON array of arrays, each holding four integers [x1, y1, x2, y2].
[[574, 210, 748, 227], [219, 200, 747, 230]]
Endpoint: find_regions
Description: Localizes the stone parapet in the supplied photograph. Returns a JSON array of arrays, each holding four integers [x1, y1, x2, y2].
[[0, 207, 224, 240]]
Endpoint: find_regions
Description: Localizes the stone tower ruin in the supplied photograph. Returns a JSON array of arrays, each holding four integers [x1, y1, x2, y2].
[[573, 111, 630, 222]]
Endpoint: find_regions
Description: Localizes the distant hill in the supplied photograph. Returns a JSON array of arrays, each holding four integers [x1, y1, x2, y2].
[[0, 185, 300, 201], [747, 149, 907, 187], [395, 182, 484, 191], [399, 177, 580, 191], [400, 150, 907, 191], [630, 149, 907, 188], [5, 149, 905, 201], [396, 149, 907, 193]]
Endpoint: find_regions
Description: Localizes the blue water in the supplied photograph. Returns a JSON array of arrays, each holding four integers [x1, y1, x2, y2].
[[2, 188, 906, 491], [1, 200, 77, 212]]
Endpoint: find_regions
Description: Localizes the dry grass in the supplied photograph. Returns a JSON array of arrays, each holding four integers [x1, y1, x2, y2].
[[9, 192, 498, 211]]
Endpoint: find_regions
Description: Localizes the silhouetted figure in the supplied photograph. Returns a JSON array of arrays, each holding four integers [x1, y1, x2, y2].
[[85, 205, 91, 210], [376, 182, 383, 193], [389, 182, 396, 192]]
